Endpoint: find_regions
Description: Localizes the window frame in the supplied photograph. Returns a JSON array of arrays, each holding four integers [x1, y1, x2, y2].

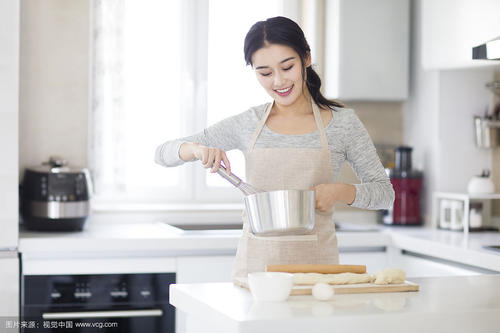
[[89, 0, 302, 208]]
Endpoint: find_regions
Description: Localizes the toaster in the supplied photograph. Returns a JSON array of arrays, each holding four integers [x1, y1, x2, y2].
[[21, 157, 93, 231]]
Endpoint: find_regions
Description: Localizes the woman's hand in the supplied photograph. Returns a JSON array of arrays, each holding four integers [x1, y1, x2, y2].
[[192, 143, 231, 174], [312, 183, 356, 212]]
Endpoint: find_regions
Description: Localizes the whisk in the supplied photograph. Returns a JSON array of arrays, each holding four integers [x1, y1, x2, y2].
[[215, 165, 262, 196]]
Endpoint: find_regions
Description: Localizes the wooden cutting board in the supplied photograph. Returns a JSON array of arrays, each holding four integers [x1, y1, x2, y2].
[[234, 277, 419, 295]]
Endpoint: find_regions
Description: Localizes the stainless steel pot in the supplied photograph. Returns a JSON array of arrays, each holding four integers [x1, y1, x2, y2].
[[244, 190, 315, 236], [214, 166, 316, 236]]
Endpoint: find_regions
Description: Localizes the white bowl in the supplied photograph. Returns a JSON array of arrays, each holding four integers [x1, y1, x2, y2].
[[247, 272, 293, 302]]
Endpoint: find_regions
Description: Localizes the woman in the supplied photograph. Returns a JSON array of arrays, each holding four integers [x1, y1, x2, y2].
[[155, 16, 394, 280]]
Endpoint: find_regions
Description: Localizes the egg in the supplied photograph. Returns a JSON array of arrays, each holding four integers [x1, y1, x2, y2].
[[312, 282, 333, 301]]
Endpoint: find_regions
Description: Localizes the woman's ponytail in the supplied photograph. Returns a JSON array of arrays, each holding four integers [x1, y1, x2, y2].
[[306, 66, 344, 109]]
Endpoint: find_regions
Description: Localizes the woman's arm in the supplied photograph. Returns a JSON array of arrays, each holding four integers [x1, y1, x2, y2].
[[154, 111, 250, 169], [344, 112, 395, 210]]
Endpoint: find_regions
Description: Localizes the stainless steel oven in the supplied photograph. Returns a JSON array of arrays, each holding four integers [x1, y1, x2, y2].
[[21, 273, 175, 332]]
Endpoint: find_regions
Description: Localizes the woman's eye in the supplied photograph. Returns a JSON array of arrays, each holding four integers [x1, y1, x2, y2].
[[260, 72, 272, 77], [283, 65, 293, 71]]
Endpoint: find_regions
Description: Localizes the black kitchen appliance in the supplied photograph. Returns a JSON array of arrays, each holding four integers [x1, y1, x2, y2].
[[21, 273, 176, 333], [21, 157, 93, 231]]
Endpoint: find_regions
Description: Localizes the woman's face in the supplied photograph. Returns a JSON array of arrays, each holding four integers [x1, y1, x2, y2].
[[251, 43, 310, 107]]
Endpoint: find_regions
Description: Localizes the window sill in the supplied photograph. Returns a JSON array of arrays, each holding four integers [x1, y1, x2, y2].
[[90, 202, 245, 225], [92, 202, 244, 213]]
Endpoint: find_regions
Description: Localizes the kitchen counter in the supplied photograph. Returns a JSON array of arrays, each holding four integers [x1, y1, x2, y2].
[[170, 274, 500, 333], [18, 213, 500, 271], [18, 216, 389, 256]]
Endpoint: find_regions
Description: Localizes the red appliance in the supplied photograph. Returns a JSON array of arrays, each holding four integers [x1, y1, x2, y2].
[[383, 146, 423, 225]]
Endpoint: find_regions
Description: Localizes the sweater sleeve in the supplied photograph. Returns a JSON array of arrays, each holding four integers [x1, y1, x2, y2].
[[344, 112, 395, 210], [154, 111, 251, 167]]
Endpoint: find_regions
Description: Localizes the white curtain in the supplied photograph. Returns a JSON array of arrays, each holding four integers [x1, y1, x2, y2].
[[91, 0, 126, 194]]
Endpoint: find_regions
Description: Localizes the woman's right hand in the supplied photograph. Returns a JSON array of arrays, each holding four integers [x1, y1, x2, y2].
[[193, 143, 231, 174]]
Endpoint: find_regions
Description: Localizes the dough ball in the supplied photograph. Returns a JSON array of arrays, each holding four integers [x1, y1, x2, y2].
[[312, 282, 334, 301], [371, 268, 406, 285]]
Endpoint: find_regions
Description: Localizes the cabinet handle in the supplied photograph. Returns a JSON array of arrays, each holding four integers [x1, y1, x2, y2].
[[42, 309, 163, 319]]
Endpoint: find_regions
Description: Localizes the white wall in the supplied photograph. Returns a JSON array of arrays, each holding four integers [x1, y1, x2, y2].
[[404, 0, 499, 225], [0, 0, 20, 248], [19, 0, 89, 176]]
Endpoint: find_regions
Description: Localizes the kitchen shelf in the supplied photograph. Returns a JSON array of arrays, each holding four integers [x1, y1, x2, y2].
[[432, 192, 500, 236]]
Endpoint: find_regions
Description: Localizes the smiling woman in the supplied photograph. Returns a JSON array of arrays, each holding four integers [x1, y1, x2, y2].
[[155, 16, 394, 280]]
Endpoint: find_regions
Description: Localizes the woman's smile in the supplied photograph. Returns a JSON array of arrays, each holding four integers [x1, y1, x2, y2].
[[274, 85, 294, 97]]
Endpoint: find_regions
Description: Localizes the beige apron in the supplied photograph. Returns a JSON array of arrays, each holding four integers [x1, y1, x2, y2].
[[232, 101, 339, 279]]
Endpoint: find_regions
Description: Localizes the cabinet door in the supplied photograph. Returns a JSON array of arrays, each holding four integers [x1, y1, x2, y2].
[[176, 256, 235, 333], [0, 257, 19, 318], [392, 252, 484, 277], [176, 255, 235, 283], [340, 251, 388, 273], [421, 0, 500, 69], [324, 0, 410, 100]]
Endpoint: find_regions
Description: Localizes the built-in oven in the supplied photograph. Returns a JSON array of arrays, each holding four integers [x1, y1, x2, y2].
[[21, 273, 175, 332]]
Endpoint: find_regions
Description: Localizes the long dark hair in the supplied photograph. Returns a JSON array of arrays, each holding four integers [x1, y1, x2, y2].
[[244, 16, 343, 110]]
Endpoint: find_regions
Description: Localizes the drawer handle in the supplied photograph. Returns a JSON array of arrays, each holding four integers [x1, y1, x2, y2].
[[42, 309, 163, 319]]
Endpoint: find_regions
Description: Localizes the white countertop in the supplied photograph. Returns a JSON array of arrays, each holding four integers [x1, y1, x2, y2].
[[18, 214, 500, 271], [19, 221, 241, 256], [18, 215, 390, 256], [170, 274, 500, 333]]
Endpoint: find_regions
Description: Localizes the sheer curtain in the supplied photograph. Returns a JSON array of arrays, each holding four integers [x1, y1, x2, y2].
[[90, 0, 299, 205], [91, 0, 187, 204]]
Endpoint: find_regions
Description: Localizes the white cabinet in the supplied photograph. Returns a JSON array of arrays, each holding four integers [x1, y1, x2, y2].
[[176, 255, 235, 333], [340, 251, 388, 273], [421, 0, 500, 69], [341, 248, 487, 277], [324, 0, 410, 101], [176, 255, 235, 283], [0, 256, 19, 318], [388, 248, 488, 277]]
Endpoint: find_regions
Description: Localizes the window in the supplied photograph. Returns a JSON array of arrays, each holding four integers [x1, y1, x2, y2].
[[91, 0, 299, 205]]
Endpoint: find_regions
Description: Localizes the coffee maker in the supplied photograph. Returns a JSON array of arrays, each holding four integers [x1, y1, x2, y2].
[[382, 146, 423, 225]]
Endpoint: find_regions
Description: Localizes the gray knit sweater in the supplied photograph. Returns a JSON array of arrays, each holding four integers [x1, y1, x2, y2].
[[155, 103, 394, 210]]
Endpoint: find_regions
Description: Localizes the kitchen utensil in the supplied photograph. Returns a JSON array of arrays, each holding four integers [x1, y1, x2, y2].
[[266, 264, 367, 274], [449, 200, 464, 231], [21, 156, 93, 231], [247, 272, 294, 302], [216, 165, 262, 195], [384, 146, 423, 225], [439, 199, 452, 229], [244, 190, 315, 236], [234, 277, 419, 295], [467, 169, 495, 194], [474, 116, 500, 148], [214, 165, 316, 236]]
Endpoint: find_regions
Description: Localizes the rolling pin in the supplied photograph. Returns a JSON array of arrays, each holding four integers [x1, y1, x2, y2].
[[266, 264, 366, 274]]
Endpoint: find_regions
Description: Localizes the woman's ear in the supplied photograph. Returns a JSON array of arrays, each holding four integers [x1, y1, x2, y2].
[[305, 52, 312, 67]]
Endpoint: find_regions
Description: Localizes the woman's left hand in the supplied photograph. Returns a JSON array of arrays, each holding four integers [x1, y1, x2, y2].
[[312, 184, 338, 212], [312, 183, 356, 212]]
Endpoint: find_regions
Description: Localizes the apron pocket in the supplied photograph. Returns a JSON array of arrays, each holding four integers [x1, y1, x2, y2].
[[248, 233, 318, 242]]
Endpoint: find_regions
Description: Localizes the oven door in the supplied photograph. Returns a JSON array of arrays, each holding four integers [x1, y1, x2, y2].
[[23, 306, 173, 332], [22, 273, 176, 333]]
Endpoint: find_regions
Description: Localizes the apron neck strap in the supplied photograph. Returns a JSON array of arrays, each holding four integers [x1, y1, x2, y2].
[[312, 102, 330, 149], [248, 101, 330, 151], [248, 101, 273, 150]]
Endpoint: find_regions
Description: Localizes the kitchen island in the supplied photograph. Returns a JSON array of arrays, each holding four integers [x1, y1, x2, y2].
[[170, 274, 500, 333]]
